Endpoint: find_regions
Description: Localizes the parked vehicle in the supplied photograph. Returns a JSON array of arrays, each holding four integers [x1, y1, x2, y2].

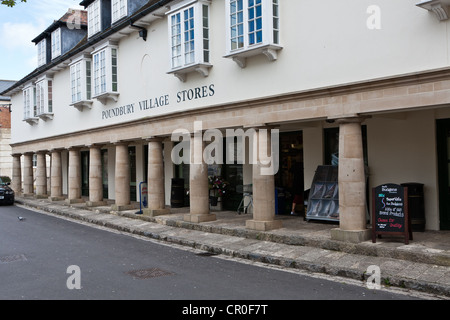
[[0, 177, 14, 205]]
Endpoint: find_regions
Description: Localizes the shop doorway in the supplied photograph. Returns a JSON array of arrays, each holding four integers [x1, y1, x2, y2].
[[275, 131, 304, 215], [101, 149, 108, 199], [436, 119, 450, 230], [81, 151, 89, 197], [129, 146, 137, 202]]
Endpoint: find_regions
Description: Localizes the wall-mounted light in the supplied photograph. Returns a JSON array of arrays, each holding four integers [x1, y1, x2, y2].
[[130, 22, 148, 41]]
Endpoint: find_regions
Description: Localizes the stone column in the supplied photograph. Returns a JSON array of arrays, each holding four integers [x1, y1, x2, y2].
[[11, 154, 22, 195], [49, 149, 64, 201], [245, 127, 282, 231], [35, 152, 47, 198], [330, 117, 371, 243], [144, 138, 170, 216], [22, 152, 34, 196], [184, 132, 216, 223], [86, 145, 106, 207], [66, 147, 83, 204], [112, 142, 133, 211]]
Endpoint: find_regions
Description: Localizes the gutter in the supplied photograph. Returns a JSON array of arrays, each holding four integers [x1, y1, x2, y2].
[[0, 0, 172, 97]]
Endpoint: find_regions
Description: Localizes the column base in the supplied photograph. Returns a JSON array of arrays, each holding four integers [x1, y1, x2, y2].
[[330, 228, 372, 243], [184, 213, 216, 223], [35, 194, 48, 199], [49, 196, 65, 201], [86, 200, 107, 207], [65, 198, 84, 204], [245, 219, 283, 231], [111, 204, 135, 211], [143, 208, 171, 217]]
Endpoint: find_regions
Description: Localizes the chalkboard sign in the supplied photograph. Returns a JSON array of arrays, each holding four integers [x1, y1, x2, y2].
[[372, 184, 412, 244]]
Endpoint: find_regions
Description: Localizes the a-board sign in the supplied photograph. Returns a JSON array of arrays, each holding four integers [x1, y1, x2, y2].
[[372, 183, 412, 244]]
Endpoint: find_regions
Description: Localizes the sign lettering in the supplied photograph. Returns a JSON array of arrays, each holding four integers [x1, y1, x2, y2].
[[100, 84, 215, 121]]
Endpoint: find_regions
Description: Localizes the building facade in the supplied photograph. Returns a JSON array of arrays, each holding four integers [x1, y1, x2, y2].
[[2, 0, 450, 242], [0, 80, 15, 179]]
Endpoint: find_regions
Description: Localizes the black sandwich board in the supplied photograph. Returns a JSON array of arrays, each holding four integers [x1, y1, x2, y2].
[[372, 183, 412, 244]]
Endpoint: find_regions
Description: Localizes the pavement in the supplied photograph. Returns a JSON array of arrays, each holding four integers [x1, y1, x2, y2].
[[13, 196, 450, 299]]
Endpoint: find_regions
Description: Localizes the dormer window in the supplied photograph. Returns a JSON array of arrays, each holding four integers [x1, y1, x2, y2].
[[112, 0, 127, 23], [88, 0, 101, 38], [224, 0, 282, 68], [167, 0, 212, 82], [51, 28, 61, 59], [35, 76, 54, 121], [37, 39, 46, 67]]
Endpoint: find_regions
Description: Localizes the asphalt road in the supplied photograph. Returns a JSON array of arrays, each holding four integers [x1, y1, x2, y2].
[[0, 204, 423, 303]]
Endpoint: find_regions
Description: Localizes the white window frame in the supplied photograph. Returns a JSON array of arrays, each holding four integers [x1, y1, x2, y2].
[[23, 83, 38, 124], [69, 55, 93, 110], [112, 0, 128, 23], [166, 0, 212, 82], [35, 75, 53, 121], [224, 0, 282, 68], [92, 41, 119, 104], [51, 28, 61, 59], [37, 39, 47, 67], [88, 0, 101, 38]]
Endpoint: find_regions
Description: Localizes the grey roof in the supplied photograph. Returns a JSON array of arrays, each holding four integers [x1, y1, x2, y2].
[[0, 80, 16, 101], [0, 0, 171, 97]]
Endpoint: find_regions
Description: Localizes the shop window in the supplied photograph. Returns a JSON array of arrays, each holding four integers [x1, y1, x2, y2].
[[92, 42, 119, 104], [225, 0, 282, 68], [166, 0, 212, 82], [69, 55, 93, 111]]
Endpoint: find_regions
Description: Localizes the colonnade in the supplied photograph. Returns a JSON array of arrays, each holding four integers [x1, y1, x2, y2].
[[10, 119, 370, 241]]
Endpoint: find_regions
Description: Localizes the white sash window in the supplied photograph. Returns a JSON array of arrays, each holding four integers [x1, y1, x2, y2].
[[225, 0, 282, 67], [23, 84, 37, 122], [167, 0, 211, 82], [69, 55, 92, 110], [51, 28, 61, 59], [35, 76, 53, 120], [112, 0, 127, 23], [88, 0, 101, 38], [92, 42, 119, 104], [37, 39, 46, 67]]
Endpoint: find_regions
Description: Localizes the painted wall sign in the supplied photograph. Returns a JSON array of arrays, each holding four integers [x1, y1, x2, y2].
[[372, 183, 412, 244], [101, 84, 215, 121]]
